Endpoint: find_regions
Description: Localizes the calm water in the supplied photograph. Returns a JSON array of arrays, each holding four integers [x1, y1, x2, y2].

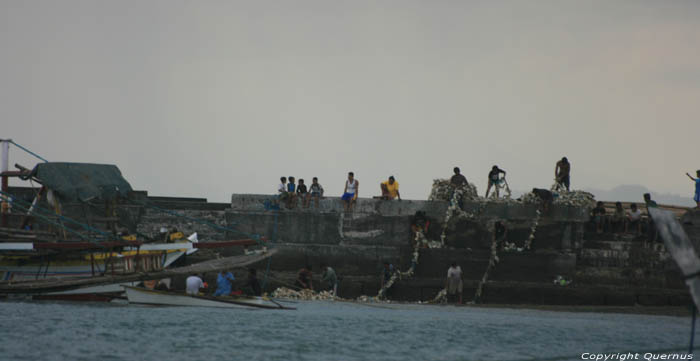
[[0, 300, 696, 361]]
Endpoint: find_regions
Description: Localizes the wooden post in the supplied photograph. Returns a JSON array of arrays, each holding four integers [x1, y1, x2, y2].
[[1, 139, 9, 227], [90, 253, 95, 276]]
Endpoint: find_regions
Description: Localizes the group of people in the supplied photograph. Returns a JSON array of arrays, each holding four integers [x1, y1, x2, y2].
[[184, 268, 262, 297], [295, 264, 338, 295], [278, 176, 325, 209], [277, 172, 402, 212], [271, 158, 576, 212], [590, 201, 644, 235]]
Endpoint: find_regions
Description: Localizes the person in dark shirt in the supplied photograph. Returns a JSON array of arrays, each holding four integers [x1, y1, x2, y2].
[[245, 268, 262, 296], [531, 188, 554, 212], [591, 201, 606, 234], [297, 179, 308, 196], [555, 157, 571, 191], [643, 193, 658, 208], [485, 165, 506, 198], [450, 167, 468, 187], [643, 193, 659, 242], [295, 265, 313, 290]]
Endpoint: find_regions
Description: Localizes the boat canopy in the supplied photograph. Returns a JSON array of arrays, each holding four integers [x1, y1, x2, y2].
[[30, 162, 133, 202]]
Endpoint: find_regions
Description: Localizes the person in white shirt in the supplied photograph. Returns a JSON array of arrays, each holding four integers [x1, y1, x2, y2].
[[185, 274, 205, 295], [341, 172, 359, 211], [446, 262, 463, 304], [625, 203, 643, 235], [277, 177, 289, 207]]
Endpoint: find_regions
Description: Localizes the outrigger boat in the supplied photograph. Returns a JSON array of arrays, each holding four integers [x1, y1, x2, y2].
[[124, 286, 293, 310], [0, 140, 271, 301]]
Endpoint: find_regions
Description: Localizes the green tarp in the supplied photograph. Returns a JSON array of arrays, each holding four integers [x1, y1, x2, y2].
[[31, 162, 133, 202]]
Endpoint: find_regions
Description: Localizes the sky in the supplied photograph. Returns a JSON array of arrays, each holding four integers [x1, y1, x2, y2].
[[2, 1, 699, 204]]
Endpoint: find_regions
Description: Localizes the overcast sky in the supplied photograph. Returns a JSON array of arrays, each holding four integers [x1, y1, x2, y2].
[[2, 1, 699, 203]]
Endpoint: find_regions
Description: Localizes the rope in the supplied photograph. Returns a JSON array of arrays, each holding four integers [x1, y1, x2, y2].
[[8, 140, 49, 163], [0, 190, 116, 242], [6, 200, 104, 245]]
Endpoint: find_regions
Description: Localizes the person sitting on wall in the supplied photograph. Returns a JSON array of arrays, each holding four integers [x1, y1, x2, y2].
[[320, 263, 338, 296], [379, 176, 401, 201], [306, 177, 324, 208], [297, 178, 308, 207], [278, 176, 288, 201], [287, 176, 297, 209], [611, 202, 625, 233], [485, 165, 506, 198], [295, 265, 313, 290], [341, 172, 359, 212], [686, 170, 700, 208], [555, 157, 571, 191], [214, 269, 235, 296], [446, 262, 463, 304], [591, 201, 606, 234], [625, 203, 642, 235]]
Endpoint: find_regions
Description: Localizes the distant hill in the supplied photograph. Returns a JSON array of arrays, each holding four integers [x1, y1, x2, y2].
[[583, 185, 694, 207], [511, 185, 694, 207]]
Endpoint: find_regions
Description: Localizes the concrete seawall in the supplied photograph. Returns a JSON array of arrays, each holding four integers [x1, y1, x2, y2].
[[5, 186, 692, 306]]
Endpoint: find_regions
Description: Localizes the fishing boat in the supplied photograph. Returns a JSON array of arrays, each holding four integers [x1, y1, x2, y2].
[[0, 141, 272, 302], [124, 286, 292, 309]]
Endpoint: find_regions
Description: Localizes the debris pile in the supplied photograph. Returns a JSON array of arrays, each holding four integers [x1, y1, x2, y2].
[[553, 190, 596, 207], [271, 287, 337, 301], [428, 179, 478, 202]]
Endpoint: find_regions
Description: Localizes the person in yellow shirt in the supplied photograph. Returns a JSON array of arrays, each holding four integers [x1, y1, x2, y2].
[[380, 176, 401, 200]]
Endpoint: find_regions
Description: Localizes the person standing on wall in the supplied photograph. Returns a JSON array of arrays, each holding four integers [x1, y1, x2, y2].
[[555, 157, 571, 191], [686, 170, 700, 208], [485, 165, 506, 198]]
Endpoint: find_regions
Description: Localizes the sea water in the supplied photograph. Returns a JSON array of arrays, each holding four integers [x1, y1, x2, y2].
[[0, 301, 696, 361]]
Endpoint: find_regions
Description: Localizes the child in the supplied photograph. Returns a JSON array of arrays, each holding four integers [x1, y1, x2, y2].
[[297, 178, 308, 206], [307, 177, 324, 208], [287, 176, 297, 209]]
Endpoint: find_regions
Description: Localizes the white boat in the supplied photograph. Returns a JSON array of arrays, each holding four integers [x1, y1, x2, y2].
[[124, 286, 292, 310]]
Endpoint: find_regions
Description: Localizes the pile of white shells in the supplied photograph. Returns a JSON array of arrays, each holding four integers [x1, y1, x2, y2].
[[428, 178, 595, 208], [552, 189, 596, 207], [271, 287, 338, 301], [428, 179, 479, 202]]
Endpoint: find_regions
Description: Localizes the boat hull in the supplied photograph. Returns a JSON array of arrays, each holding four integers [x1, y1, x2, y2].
[[124, 286, 281, 309]]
